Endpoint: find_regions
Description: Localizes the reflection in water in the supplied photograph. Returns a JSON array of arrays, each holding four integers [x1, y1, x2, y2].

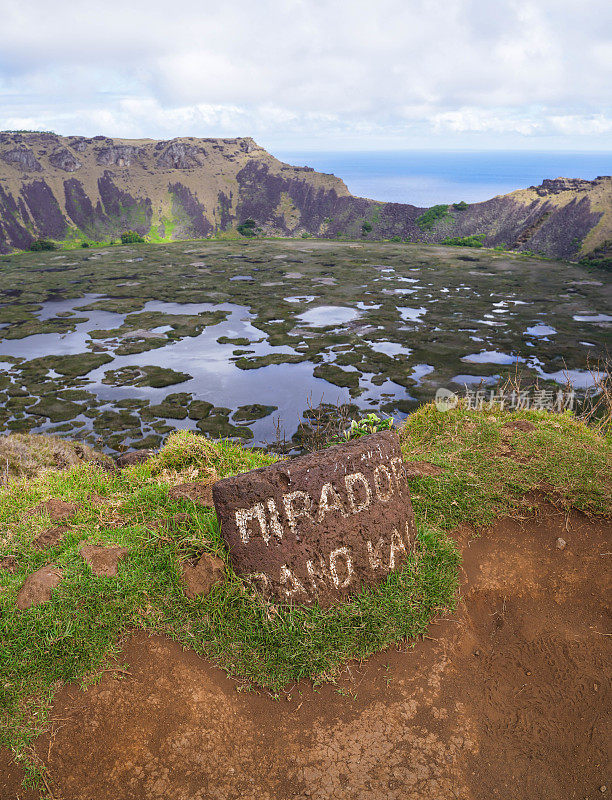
[[297, 306, 361, 326], [525, 324, 557, 336]]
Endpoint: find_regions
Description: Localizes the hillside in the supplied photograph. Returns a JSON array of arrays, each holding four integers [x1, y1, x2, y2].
[[0, 131, 610, 259]]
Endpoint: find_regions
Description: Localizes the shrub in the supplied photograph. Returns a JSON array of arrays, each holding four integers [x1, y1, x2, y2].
[[415, 205, 449, 230], [81, 241, 90, 248], [29, 238, 57, 252], [441, 233, 486, 248], [120, 230, 145, 244], [391, 235, 402, 242], [361, 221, 373, 236], [494, 243, 508, 251], [454, 201, 468, 211], [237, 219, 260, 237]]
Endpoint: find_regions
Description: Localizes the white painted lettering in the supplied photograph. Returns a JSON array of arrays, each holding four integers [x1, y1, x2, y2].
[[283, 490, 315, 535], [316, 482, 348, 522], [344, 472, 372, 514], [373, 464, 394, 502], [279, 564, 307, 599], [329, 546, 354, 588], [389, 527, 407, 569], [390, 457, 406, 491], [306, 555, 331, 592], [266, 498, 285, 541], [235, 503, 268, 544], [366, 537, 387, 570]]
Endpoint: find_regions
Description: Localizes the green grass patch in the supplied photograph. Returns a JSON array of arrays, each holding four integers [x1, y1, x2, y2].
[[415, 204, 450, 230]]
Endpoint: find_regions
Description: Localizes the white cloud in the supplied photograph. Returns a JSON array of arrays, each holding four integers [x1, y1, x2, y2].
[[0, 0, 610, 148]]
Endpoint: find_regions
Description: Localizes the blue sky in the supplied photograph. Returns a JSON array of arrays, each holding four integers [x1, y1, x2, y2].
[[1, 0, 611, 151]]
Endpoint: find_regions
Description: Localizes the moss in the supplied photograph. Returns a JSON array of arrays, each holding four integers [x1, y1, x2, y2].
[[232, 404, 278, 421], [313, 363, 360, 388], [188, 401, 214, 420], [23, 353, 112, 379], [102, 366, 192, 388], [28, 398, 85, 422], [196, 416, 254, 439], [147, 403, 189, 420]]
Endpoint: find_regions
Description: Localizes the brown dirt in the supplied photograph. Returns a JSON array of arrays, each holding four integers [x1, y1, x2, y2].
[[33, 525, 69, 550], [79, 545, 128, 577], [23, 499, 80, 523], [115, 450, 156, 468], [2, 502, 610, 799], [15, 565, 63, 610], [168, 481, 214, 506], [180, 554, 226, 599], [404, 461, 444, 477]]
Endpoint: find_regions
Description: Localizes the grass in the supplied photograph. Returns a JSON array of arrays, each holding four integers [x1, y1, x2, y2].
[[415, 204, 450, 230], [0, 409, 610, 792]]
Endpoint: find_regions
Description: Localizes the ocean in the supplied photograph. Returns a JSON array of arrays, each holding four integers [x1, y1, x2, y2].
[[272, 150, 612, 207]]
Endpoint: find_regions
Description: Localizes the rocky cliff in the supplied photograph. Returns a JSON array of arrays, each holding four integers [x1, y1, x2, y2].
[[0, 131, 609, 259]]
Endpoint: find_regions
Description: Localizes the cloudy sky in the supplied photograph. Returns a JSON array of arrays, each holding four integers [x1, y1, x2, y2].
[[2, 0, 611, 151]]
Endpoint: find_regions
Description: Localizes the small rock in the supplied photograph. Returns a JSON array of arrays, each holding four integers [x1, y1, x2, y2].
[[168, 481, 215, 507], [555, 537, 567, 550], [404, 461, 443, 478], [600, 786, 607, 794], [24, 499, 80, 523], [80, 545, 128, 577], [16, 565, 63, 609], [502, 420, 536, 432], [181, 554, 225, 599], [34, 525, 69, 550], [115, 449, 155, 468]]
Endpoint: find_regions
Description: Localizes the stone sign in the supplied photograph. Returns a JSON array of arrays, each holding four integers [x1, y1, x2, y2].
[[212, 431, 417, 607]]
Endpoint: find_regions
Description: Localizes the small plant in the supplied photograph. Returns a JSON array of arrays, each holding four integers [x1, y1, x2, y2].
[[361, 221, 373, 236], [29, 238, 57, 252], [341, 413, 394, 441], [301, 232, 310, 238], [390, 235, 402, 242], [81, 241, 90, 248], [415, 205, 449, 231], [120, 230, 145, 244], [493, 243, 508, 251]]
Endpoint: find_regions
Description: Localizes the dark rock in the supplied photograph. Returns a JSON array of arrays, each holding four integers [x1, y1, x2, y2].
[[1, 146, 42, 172], [157, 142, 202, 169], [80, 545, 128, 577], [49, 147, 82, 172], [16, 564, 63, 609], [168, 481, 214, 506], [96, 145, 143, 167], [213, 431, 417, 607], [115, 449, 155, 468], [181, 553, 225, 599], [34, 525, 69, 550], [25, 499, 80, 522], [404, 461, 443, 477], [502, 420, 536, 432]]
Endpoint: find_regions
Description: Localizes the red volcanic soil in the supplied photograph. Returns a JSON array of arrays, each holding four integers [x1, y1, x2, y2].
[[2, 502, 610, 800]]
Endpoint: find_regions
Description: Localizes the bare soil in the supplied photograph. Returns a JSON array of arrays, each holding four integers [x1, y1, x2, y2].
[[2, 502, 610, 799]]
